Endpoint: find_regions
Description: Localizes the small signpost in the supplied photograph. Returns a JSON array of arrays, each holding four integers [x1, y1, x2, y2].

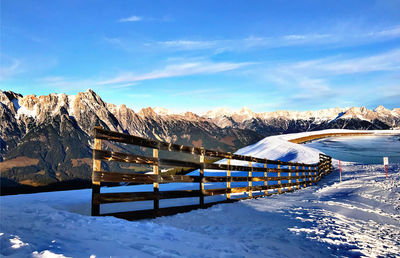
[[383, 157, 389, 179]]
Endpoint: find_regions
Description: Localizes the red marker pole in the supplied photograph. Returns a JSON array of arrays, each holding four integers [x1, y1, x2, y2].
[[383, 157, 389, 179], [385, 165, 387, 179], [339, 160, 342, 183]]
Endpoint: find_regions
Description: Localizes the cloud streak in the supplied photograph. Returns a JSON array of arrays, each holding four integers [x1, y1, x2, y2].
[[37, 59, 253, 89], [288, 48, 400, 76], [118, 15, 142, 22], [252, 48, 400, 109], [150, 24, 400, 53], [97, 60, 253, 85], [0, 56, 21, 80]]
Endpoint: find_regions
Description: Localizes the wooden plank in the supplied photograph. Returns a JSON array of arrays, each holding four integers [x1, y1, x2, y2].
[[94, 149, 318, 174], [94, 149, 157, 165], [227, 156, 231, 199], [91, 134, 102, 216], [278, 163, 281, 194], [204, 174, 318, 183], [153, 149, 159, 215], [160, 158, 201, 169], [248, 159, 252, 198], [93, 171, 319, 184], [264, 160, 268, 195], [199, 147, 205, 208], [160, 174, 201, 183], [93, 171, 157, 183], [93, 171, 201, 183], [288, 165, 291, 191], [94, 127, 320, 168], [205, 163, 316, 173]]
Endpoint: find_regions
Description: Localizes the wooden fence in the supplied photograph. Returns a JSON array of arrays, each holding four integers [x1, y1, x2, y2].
[[91, 127, 333, 220]]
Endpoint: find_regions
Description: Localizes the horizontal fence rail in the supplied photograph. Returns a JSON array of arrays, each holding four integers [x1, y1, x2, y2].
[[91, 127, 333, 220]]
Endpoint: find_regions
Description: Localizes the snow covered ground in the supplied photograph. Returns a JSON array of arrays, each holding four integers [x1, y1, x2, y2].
[[1, 130, 399, 257]]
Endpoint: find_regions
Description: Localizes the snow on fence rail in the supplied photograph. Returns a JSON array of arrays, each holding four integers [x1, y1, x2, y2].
[[91, 127, 332, 220]]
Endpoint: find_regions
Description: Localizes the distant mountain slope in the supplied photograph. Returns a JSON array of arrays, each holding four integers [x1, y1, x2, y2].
[[0, 89, 399, 188]]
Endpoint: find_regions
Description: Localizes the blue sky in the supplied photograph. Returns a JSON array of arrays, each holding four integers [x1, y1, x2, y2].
[[1, 0, 400, 113]]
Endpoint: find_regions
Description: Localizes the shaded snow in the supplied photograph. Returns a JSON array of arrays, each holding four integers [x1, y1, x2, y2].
[[1, 130, 399, 257]]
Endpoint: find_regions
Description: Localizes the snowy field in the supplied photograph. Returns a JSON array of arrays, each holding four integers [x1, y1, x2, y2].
[[1, 130, 399, 257]]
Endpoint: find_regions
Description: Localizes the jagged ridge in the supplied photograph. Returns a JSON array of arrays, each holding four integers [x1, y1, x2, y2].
[[0, 89, 399, 187]]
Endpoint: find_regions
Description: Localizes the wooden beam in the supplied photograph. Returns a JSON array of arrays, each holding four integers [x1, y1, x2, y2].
[[278, 162, 281, 194], [248, 158, 252, 198], [91, 132, 102, 216], [93, 127, 319, 167], [153, 148, 159, 216], [264, 160, 268, 196], [227, 154, 231, 200], [199, 147, 205, 208]]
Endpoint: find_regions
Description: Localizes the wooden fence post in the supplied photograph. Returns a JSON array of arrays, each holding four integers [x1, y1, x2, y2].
[[264, 160, 268, 196], [227, 153, 231, 200], [303, 165, 306, 188], [91, 130, 102, 216], [199, 147, 205, 208], [278, 162, 281, 194], [314, 166, 317, 183], [288, 165, 292, 191], [153, 148, 159, 217], [296, 166, 299, 189], [249, 157, 253, 198]]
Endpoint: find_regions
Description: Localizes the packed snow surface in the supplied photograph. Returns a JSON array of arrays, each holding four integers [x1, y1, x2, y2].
[[1, 130, 399, 257]]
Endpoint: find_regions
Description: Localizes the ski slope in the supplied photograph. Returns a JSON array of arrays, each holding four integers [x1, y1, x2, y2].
[[1, 130, 399, 257]]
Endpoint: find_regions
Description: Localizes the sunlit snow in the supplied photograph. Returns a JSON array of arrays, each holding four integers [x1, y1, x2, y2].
[[0, 130, 399, 257]]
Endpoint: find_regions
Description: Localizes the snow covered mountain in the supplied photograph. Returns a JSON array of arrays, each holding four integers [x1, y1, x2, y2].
[[0, 89, 399, 188]]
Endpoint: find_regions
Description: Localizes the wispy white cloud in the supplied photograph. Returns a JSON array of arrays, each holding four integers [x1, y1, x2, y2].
[[118, 15, 142, 22], [0, 56, 21, 80], [97, 60, 253, 85], [288, 48, 400, 75], [251, 48, 400, 108], [37, 59, 253, 89], [149, 25, 400, 53], [156, 34, 334, 52], [159, 40, 217, 49], [367, 25, 400, 38], [128, 93, 151, 98], [171, 88, 218, 97]]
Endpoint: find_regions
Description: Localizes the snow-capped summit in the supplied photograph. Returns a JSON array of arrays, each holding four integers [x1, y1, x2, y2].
[[203, 107, 234, 119], [153, 107, 174, 116]]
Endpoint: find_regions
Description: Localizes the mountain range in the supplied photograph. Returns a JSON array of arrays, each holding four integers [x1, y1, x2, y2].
[[1, 89, 399, 189]]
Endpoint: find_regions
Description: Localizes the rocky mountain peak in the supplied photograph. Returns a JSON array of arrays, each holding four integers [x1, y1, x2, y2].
[[1, 89, 399, 188], [138, 107, 158, 118], [183, 111, 200, 120]]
